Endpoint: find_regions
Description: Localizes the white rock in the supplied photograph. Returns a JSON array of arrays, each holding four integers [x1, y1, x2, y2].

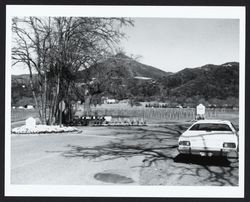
[[25, 117, 36, 128]]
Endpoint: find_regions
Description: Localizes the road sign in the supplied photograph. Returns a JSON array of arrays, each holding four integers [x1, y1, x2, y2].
[[59, 100, 66, 111], [196, 104, 205, 115]]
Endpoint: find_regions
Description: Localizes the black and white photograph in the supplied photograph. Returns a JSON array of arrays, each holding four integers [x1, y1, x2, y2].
[[5, 5, 245, 197]]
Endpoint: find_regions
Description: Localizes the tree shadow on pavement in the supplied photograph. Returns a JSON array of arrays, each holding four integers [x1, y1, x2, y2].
[[63, 140, 178, 168], [48, 125, 238, 186], [173, 154, 232, 167]]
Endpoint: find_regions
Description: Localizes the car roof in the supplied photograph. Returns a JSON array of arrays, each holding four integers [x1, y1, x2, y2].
[[193, 119, 231, 124]]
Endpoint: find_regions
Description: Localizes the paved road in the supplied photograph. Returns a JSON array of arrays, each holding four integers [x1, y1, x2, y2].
[[11, 127, 143, 185], [11, 125, 239, 186]]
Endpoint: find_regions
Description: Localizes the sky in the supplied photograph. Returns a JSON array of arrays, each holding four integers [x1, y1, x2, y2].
[[120, 18, 239, 72], [11, 17, 239, 75]]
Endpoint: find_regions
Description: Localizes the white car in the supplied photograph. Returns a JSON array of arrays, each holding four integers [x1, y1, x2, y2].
[[178, 120, 238, 158]]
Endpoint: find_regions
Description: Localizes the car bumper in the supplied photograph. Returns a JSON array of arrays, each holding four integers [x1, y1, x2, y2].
[[178, 146, 237, 157]]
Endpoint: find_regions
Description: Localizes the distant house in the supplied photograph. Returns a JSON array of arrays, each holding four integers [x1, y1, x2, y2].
[[104, 99, 117, 104], [26, 105, 34, 109], [24, 104, 34, 109], [119, 99, 129, 104]]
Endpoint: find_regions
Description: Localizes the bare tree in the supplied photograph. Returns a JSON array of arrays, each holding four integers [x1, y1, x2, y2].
[[12, 16, 133, 124]]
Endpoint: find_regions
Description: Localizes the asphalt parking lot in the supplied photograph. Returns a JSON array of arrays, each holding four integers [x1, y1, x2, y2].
[[11, 124, 239, 186]]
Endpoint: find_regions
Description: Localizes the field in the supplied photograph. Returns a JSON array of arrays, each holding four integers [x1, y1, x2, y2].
[[11, 105, 239, 126], [91, 107, 238, 124]]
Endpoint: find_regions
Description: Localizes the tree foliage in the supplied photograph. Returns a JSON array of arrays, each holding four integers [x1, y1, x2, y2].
[[12, 16, 133, 124]]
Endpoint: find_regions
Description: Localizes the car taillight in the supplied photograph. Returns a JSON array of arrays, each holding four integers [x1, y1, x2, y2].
[[179, 141, 190, 146], [223, 142, 236, 148]]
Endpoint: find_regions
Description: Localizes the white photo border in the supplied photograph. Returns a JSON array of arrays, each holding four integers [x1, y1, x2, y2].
[[5, 5, 246, 197]]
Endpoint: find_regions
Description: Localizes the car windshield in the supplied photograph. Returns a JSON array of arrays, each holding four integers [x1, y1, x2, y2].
[[189, 123, 232, 131]]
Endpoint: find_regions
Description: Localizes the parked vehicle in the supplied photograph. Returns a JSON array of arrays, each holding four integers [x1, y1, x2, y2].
[[178, 120, 238, 158]]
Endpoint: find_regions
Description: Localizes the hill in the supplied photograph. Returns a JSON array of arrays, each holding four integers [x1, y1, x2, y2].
[[77, 53, 172, 82], [159, 62, 239, 100]]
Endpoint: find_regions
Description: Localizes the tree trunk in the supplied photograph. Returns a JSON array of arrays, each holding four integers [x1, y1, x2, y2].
[[40, 84, 45, 124], [43, 73, 47, 124], [27, 63, 42, 122], [53, 72, 61, 123]]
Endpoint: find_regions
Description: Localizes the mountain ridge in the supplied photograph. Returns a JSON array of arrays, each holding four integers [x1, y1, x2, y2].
[[11, 54, 239, 107], [76, 53, 172, 82]]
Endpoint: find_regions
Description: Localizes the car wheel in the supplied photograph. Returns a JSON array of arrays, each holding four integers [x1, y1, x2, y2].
[[226, 151, 238, 163]]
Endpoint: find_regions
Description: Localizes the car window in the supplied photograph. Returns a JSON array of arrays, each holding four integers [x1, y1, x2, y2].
[[189, 123, 232, 131], [231, 122, 238, 131]]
